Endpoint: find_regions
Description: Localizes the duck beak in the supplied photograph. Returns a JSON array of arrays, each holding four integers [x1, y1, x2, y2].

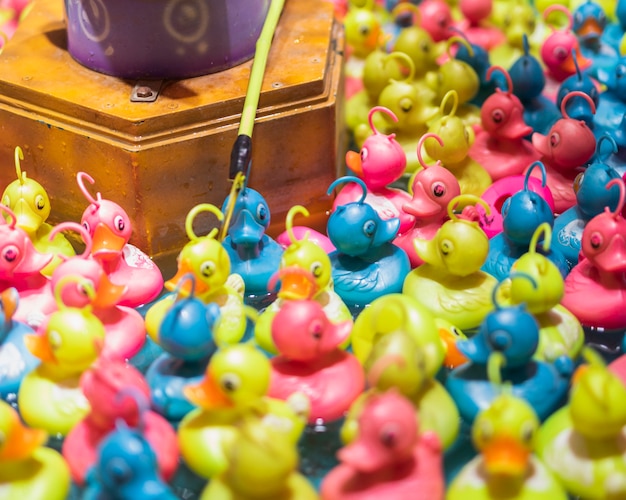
[[7, 232, 53, 277], [346, 150, 363, 177], [594, 234, 626, 272], [439, 327, 468, 368], [413, 237, 443, 267], [373, 218, 400, 246], [338, 437, 389, 473], [319, 319, 353, 353], [561, 47, 591, 75], [183, 372, 233, 409], [456, 334, 491, 365], [24, 333, 57, 363], [482, 436, 530, 477], [165, 259, 209, 296], [403, 182, 442, 218], [229, 209, 264, 246], [576, 18, 603, 40], [12, 199, 43, 234], [0, 412, 48, 461], [497, 107, 532, 140], [91, 272, 127, 309], [275, 266, 319, 300], [91, 222, 126, 259], [1, 288, 18, 321]]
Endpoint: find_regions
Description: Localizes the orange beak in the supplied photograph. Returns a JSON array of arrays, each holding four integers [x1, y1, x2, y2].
[[346, 150, 363, 177], [439, 327, 468, 369], [561, 47, 591, 74], [165, 259, 210, 296], [275, 266, 319, 300], [0, 411, 47, 461], [24, 333, 56, 363], [91, 273, 127, 309], [91, 222, 126, 259], [183, 372, 233, 409], [1, 288, 18, 321], [483, 436, 530, 478]]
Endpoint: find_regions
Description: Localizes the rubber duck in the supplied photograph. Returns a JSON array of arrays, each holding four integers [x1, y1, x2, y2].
[[595, 55, 626, 150], [525, 91, 598, 214], [342, 329, 460, 451], [552, 135, 622, 269], [0, 399, 70, 500], [420, 0, 454, 43], [0, 204, 56, 327], [391, 10, 440, 79], [403, 195, 498, 332], [341, 106, 414, 234], [447, 392, 568, 500], [63, 359, 178, 486], [482, 162, 570, 281], [423, 90, 492, 198], [220, 180, 283, 309], [507, 223, 585, 363], [395, 133, 461, 267], [1, 146, 74, 277], [0, 287, 39, 401], [508, 34, 561, 136], [452, 34, 497, 107], [445, 277, 572, 423], [536, 349, 626, 499], [199, 414, 318, 500], [488, 0, 539, 68], [469, 66, 541, 180], [254, 205, 352, 354], [145, 274, 221, 424], [82, 419, 178, 500], [555, 53, 601, 130], [45, 222, 146, 362], [268, 298, 364, 424], [18, 275, 105, 436], [541, 5, 593, 100], [561, 178, 626, 330], [145, 203, 247, 348], [326, 176, 410, 313], [453, 0, 506, 51], [178, 342, 310, 480], [77, 172, 163, 308], [321, 389, 445, 500]]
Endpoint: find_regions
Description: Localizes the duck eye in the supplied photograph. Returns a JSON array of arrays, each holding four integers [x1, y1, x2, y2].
[[78, 280, 95, 296], [200, 261, 216, 278], [380, 423, 399, 448], [440, 239, 453, 256], [82, 221, 91, 234], [432, 182, 446, 198], [359, 25, 370, 36], [420, 41, 430, 52], [549, 132, 560, 147], [501, 198, 511, 217], [310, 261, 324, 278], [589, 232, 603, 249], [503, 15, 511, 27], [220, 373, 241, 392], [464, 127, 470, 143], [573, 12, 583, 25], [490, 329, 512, 351], [554, 46, 568, 60], [363, 220, 376, 238], [491, 109, 504, 124], [617, 65, 625, 78], [2, 245, 18, 263], [256, 204, 268, 222], [35, 194, 45, 210], [114, 215, 125, 232], [437, 16, 447, 28], [451, 326, 462, 337], [475, 419, 493, 445], [399, 97, 413, 113], [360, 147, 369, 163], [106, 458, 132, 484], [310, 320, 324, 340], [573, 172, 584, 193], [48, 329, 62, 350], [520, 421, 536, 445]]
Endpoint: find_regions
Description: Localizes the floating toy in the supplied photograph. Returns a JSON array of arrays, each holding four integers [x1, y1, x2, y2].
[[452, 33, 496, 107], [77, 172, 163, 308], [0, 399, 70, 500], [1, 146, 74, 276], [403, 195, 498, 332], [327, 176, 410, 312], [391, 10, 439, 77], [178, 343, 310, 480], [447, 392, 568, 499], [145, 203, 246, 347], [342, 329, 460, 451], [453, 0, 506, 51], [321, 389, 445, 500], [420, 0, 454, 42], [595, 55, 626, 150], [469, 66, 541, 180], [525, 91, 597, 214], [556, 49, 601, 129], [395, 133, 461, 267], [18, 275, 105, 436], [0, 287, 39, 400], [488, 0, 539, 68], [482, 162, 569, 281], [445, 276, 572, 423], [63, 359, 178, 486], [145, 274, 221, 424]]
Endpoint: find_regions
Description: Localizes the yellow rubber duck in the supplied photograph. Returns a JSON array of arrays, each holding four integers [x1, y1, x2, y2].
[[0, 399, 70, 500], [145, 203, 246, 347], [254, 205, 352, 354], [178, 342, 310, 480], [1, 146, 75, 276], [18, 275, 105, 436]]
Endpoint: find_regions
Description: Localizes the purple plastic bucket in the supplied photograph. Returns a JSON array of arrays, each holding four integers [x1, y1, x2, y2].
[[64, 0, 270, 79]]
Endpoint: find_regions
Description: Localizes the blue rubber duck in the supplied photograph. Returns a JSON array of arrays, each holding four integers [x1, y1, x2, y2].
[[445, 276, 573, 424], [326, 176, 410, 315], [482, 162, 570, 281], [595, 55, 626, 155], [454, 36, 497, 108], [556, 54, 600, 132], [508, 35, 561, 136], [552, 136, 622, 270], [82, 420, 178, 500], [145, 274, 221, 425], [0, 287, 39, 404], [221, 182, 283, 309]]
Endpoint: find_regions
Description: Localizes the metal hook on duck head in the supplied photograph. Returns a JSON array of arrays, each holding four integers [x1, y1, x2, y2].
[[522, 33, 530, 56], [486, 66, 514, 95], [560, 90, 597, 118], [185, 203, 224, 242], [544, 4, 573, 31], [0, 203, 18, 229], [605, 178, 626, 219], [53, 274, 96, 312], [367, 106, 399, 137], [285, 205, 311, 244], [446, 35, 474, 59], [524, 161, 548, 189], [384, 51, 416, 85], [596, 135, 618, 162], [439, 90, 459, 118], [173, 273, 197, 301], [14, 146, 26, 185], [528, 222, 553, 254], [492, 273, 537, 310], [417, 133, 445, 169], [48, 222, 92, 260], [77, 172, 102, 208], [390, 1, 421, 25], [327, 176, 368, 204], [447, 194, 491, 221]]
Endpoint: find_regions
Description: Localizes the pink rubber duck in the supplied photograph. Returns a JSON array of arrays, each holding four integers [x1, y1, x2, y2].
[[341, 106, 414, 234], [419, 0, 453, 43], [77, 172, 163, 308], [525, 91, 597, 214], [46, 222, 146, 362], [321, 389, 444, 500], [453, 0, 506, 51], [469, 66, 541, 180], [62, 358, 178, 486], [0, 204, 55, 327], [562, 178, 626, 330], [268, 299, 364, 424], [394, 133, 461, 267]]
